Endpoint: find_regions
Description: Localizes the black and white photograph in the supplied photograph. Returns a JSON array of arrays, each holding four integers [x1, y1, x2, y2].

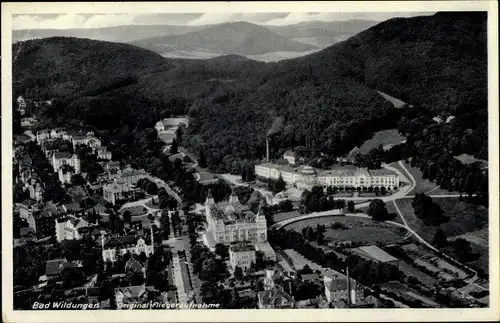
[[2, 1, 499, 322]]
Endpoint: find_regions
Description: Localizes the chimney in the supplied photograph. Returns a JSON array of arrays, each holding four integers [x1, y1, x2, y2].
[[266, 137, 270, 162]]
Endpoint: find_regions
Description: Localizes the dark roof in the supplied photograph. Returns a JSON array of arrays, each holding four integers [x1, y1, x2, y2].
[[20, 227, 35, 236], [45, 259, 68, 276], [104, 235, 141, 248], [125, 259, 144, 272], [86, 287, 100, 297], [258, 288, 294, 307], [53, 151, 73, 159]]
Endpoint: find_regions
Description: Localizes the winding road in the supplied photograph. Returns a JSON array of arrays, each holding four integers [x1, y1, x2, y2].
[[271, 160, 483, 287]]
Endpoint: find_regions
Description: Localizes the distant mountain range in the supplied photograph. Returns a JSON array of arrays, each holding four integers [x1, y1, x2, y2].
[[12, 19, 378, 60]]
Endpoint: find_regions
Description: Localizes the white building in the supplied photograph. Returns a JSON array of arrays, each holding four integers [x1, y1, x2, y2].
[[72, 135, 101, 149], [96, 147, 112, 160], [115, 167, 149, 184], [203, 189, 268, 249], [102, 182, 138, 205], [58, 165, 75, 184], [154, 118, 188, 133], [229, 243, 256, 270], [50, 128, 67, 139], [255, 163, 399, 191], [283, 151, 297, 165], [101, 228, 154, 262], [52, 152, 81, 174], [55, 215, 90, 242], [324, 268, 363, 305], [20, 117, 38, 128], [36, 129, 51, 144]]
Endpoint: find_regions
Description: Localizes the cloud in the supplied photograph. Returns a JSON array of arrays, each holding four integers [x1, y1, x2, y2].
[[12, 14, 137, 30], [12, 12, 434, 30], [264, 12, 434, 25]]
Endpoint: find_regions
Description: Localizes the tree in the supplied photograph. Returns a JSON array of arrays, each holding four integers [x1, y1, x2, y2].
[[347, 201, 356, 213], [71, 174, 86, 186], [234, 266, 243, 281], [215, 243, 229, 259], [170, 138, 179, 155], [122, 210, 132, 223], [367, 199, 389, 221], [198, 149, 207, 168], [61, 240, 81, 261], [433, 229, 448, 248]]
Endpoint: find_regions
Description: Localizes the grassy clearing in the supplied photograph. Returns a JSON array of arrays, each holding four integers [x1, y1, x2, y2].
[[324, 226, 405, 245], [359, 129, 406, 154], [271, 210, 301, 223], [393, 197, 488, 248], [393, 162, 458, 195], [284, 216, 406, 245]]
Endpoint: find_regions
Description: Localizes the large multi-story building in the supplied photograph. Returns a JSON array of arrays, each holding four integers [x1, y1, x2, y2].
[[101, 228, 154, 262], [203, 189, 268, 247], [55, 215, 91, 242], [229, 243, 256, 270], [52, 151, 81, 174], [116, 168, 148, 185], [102, 182, 138, 205], [17, 201, 64, 238], [255, 163, 399, 191]]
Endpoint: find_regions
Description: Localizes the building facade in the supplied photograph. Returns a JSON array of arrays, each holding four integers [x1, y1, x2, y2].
[[102, 182, 138, 205], [203, 190, 268, 248], [229, 243, 256, 270], [55, 215, 91, 242], [255, 163, 399, 191], [324, 269, 364, 305], [101, 228, 155, 262], [52, 152, 81, 174]]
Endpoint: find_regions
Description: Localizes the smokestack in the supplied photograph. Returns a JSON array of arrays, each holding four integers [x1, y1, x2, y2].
[[266, 136, 270, 162], [346, 266, 351, 306]]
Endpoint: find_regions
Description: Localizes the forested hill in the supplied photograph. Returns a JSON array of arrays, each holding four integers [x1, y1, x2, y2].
[[12, 12, 488, 178], [287, 11, 487, 113]]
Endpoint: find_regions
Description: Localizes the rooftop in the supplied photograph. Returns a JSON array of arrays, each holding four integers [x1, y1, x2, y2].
[[230, 243, 256, 252], [353, 245, 399, 263], [53, 151, 73, 159]]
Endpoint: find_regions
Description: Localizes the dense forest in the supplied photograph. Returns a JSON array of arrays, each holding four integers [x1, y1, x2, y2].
[[12, 12, 488, 205]]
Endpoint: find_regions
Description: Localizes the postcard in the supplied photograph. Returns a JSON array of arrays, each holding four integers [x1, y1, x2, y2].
[[2, 1, 499, 322]]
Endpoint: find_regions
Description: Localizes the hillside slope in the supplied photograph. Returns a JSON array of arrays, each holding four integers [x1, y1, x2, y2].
[[12, 12, 488, 171], [131, 21, 316, 55]]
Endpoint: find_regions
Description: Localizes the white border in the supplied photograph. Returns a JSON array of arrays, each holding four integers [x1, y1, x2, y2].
[[2, 2, 499, 322]]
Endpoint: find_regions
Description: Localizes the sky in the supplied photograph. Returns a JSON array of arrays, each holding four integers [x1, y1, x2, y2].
[[12, 12, 434, 30]]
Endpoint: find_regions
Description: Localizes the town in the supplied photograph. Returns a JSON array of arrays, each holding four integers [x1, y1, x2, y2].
[[12, 92, 490, 310]]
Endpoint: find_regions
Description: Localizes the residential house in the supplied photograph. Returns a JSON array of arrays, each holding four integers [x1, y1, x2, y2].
[[36, 129, 51, 144], [96, 146, 112, 160], [125, 258, 146, 278], [114, 285, 154, 309], [52, 151, 81, 174], [101, 228, 155, 262], [283, 151, 297, 165], [17, 201, 64, 238], [229, 243, 256, 270], [324, 268, 363, 306], [102, 182, 139, 205], [20, 117, 38, 128], [55, 215, 91, 242], [115, 167, 148, 185]]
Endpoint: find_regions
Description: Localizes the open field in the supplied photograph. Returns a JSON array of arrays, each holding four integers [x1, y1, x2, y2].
[[392, 197, 487, 243], [454, 153, 488, 168], [397, 261, 440, 287], [284, 216, 407, 245], [392, 162, 456, 195], [359, 129, 406, 154], [377, 91, 408, 108], [324, 226, 405, 245], [380, 281, 440, 308]]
